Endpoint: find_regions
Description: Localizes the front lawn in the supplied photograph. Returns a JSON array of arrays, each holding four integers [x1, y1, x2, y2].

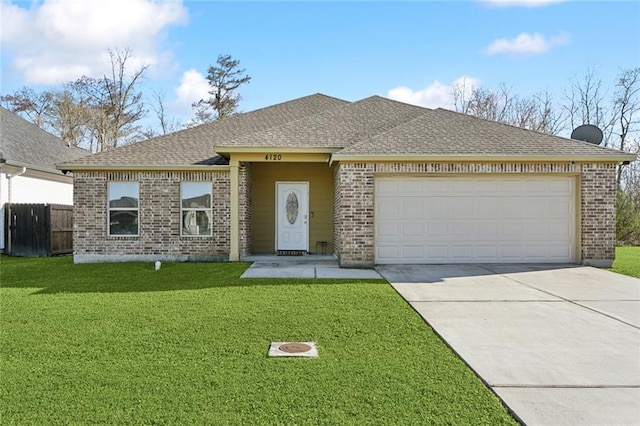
[[612, 246, 640, 278], [0, 256, 515, 425]]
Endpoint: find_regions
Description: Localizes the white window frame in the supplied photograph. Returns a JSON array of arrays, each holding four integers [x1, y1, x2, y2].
[[107, 182, 140, 237], [181, 182, 212, 237]]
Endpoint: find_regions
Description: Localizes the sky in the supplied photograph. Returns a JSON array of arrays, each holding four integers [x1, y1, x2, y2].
[[1, 0, 639, 128]]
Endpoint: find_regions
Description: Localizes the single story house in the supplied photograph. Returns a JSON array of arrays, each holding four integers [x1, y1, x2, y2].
[[0, 107, 89, 252], [59, 94, 636, 267]]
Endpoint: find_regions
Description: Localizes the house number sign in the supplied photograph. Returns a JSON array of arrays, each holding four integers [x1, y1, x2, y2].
[[265, 154, 283, 161]]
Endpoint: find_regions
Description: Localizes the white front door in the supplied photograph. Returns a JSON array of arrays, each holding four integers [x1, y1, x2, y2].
[[276, 182, 309, 251]]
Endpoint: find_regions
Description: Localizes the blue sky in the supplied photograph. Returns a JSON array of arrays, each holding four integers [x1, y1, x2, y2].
[[1, 0, 639, 126]]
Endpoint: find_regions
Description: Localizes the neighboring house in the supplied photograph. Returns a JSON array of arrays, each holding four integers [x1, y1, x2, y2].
[[59, 94, 636, 267], [0, 107, 89, 251]]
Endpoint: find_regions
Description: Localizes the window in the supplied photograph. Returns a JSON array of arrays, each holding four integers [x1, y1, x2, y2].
[[108, 182, 139, 236], [181, 182, 212, 236]]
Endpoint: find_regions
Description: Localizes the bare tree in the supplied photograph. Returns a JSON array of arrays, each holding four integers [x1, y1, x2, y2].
[[532, 91, 567, 135], [452, 77, 475, 114], [1, 48, 149, 152], [0, 87, 55, 129], [563, 67, 616, 146], [149, 90, 182, 135], [613, 67, 640, 186], [66, 48, 148, 151], [51, 88, 93, 149], [453, 83, 565, 135], [192, 54, 251, 123], [468, 83, 514, 122]]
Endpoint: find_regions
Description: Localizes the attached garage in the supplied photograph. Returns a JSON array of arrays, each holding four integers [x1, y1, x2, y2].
[[375, 176, 577, 264]]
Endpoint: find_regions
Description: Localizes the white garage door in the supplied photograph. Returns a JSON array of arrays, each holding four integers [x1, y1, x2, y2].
[[375, 176, 576, 264]]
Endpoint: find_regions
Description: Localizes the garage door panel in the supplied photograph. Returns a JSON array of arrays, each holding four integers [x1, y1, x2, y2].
[[376, 222, 398, 237], [451, 246, 474, 260], [427, 221, 449, 237], [401, 223, 424, 238], [376, 179, 399, 194], [477, 245, 499, 259], [376, 246, 398, 261], [375, 176, 575, 264], [500, 246, 523, 259], [402, 200, 423, 217], [377, 201, 400, 216], [425, 201, 448, 218], [402, 246, 424, 260], [402, 179, 424, 194]]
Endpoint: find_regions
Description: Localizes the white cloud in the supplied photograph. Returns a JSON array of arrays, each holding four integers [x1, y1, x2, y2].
[[170, 69, 210, 117], [386, 76, 479, 109], [483, 32, 569, 56], [480, 0, 566, 7], [0, 0, 187, 85]]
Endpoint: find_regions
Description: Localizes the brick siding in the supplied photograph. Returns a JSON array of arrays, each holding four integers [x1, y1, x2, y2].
[[580, 163, 617, 265], [334, 162, 618, 267], [238, 162, 252, 256], [75, 161, 618, 267], [73, 171, 230, 262]]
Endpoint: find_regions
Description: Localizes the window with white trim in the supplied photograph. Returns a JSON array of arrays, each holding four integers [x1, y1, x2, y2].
[[108, 182, 139, 236], [181, 182, 212, 236]]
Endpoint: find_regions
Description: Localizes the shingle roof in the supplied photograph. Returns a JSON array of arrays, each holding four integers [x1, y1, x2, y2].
[[59, 93, 635, 169], [65, 93, 349, 166], [335, 107, 631, 157], [216, 96, 427, 149], [0, 107, 89, 173]]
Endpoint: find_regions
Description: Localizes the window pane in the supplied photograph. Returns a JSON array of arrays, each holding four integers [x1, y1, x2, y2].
[[110, 211, 138, 235], [182, 210, 211, 236], [109, 182, 139, 207], [181, 182, 211, 208]]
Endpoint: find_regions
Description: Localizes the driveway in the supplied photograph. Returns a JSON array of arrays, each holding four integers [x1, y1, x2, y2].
[[377, 264, 640, 426]]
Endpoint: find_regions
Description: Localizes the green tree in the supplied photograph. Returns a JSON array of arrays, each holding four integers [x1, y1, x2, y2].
[[192, 54, 251, 123]]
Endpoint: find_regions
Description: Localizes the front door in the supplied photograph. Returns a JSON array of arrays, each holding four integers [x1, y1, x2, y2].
[[276, 182, 309, 251]]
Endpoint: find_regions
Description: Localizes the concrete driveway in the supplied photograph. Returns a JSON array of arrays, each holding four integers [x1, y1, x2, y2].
[[377, 264, 640, 426]]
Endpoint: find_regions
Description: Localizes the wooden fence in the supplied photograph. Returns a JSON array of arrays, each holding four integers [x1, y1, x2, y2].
[[4, 204, 73, 256]]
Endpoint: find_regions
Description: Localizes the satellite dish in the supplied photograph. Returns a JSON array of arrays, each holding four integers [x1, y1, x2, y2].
[[570, 124, 603, 145]]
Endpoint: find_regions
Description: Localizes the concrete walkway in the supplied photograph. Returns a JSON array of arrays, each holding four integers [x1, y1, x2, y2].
[[377, 264, 640, 426], [240, 254, 382, 279]]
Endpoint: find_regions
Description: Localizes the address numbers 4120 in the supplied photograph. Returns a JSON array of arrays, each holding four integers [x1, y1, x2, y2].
[[265, 154, 283, 161]]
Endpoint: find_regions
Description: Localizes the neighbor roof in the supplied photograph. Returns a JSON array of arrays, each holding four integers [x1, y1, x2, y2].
[[1, 107, 89, 174], [59, 93, 636, 169]]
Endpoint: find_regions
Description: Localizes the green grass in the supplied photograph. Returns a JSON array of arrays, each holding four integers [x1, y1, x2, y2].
[[612, 246, 640, 278], [0, 256, 515, 425]]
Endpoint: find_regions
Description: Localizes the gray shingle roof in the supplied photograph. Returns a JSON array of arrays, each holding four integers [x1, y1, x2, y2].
[[216, 96, 427, 149], [65, 93, 349, 166], [58, 93, 635, 169], [1, 107, 89, 173], [335, 107, 631, 157]]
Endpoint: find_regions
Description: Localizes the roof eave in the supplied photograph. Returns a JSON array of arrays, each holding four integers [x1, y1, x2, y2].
[[2, 159, 66, 176], [329, 153, 637, 165], [214, 146, 340, 155], [1, 161, 74, 184], [56, 164, 231, 172]]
